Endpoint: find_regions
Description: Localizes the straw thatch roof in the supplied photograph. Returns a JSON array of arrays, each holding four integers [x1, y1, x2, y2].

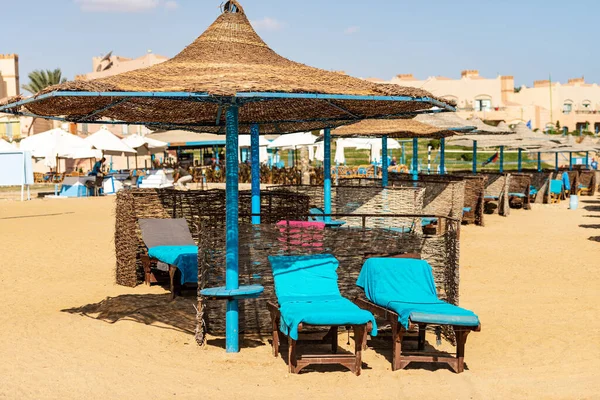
[[330, 118, 456, 139], [469, 118, 512, 134], [414, 113, 475, 132], [1, 1, 453, 135]]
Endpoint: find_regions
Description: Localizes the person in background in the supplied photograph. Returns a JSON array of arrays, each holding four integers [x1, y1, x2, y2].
[[174, 163, 193, 190], [591, 157, 598, 170], [390, 157, 398, 166], [90, 157, 105, 176]]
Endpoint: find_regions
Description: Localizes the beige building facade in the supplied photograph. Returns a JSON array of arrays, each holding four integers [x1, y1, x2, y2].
[[0, 54, 21, 140], [370, 71, 600, 133]]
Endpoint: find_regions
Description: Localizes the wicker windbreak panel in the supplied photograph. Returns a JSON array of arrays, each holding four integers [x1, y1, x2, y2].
[[114, 188, 310, 287], [578, 171, 597, 196], [338, 176, 466, 221], [509, 173, 532, 210], [268, 184, 426, 232], [196, 219, 461, 337]]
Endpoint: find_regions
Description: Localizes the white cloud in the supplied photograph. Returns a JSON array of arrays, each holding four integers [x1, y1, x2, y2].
[[75, 0, 177, 12], [251, 17, 284, 32], [344, 26, 360, 35]]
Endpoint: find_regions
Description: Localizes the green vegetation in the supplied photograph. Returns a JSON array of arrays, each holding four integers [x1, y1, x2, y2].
[[21, 69, 68, 135]]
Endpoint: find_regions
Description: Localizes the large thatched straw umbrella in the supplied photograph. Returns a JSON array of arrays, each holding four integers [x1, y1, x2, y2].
[[331, 118, 456, 184], [0, 1, 454, 352]]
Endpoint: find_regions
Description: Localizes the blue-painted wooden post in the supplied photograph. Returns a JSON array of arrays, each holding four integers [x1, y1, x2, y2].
[[382, 135, 388, 187], [569, 152, 573, 171], [323, 128, 332, 222], [472, 140, 478, 175], [225, 105, 240, 353], [412, 138, 418, 181], [215, 146, 220, 165], [440, 137, 446, 175], [585, 151, 589, 167], [499, 146, 504, 173], [537, 152, 542, 172], [555, 152, 559, 172], [250, 123, 260, 225], [518, 149, 523, 172]]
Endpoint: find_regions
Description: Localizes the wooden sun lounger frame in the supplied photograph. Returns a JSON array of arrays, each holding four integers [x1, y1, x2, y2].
[[267, 301, 370, 376], [140, 253, 182, 300], [354, 298, 480, 373], [353, 253, 480, 373]]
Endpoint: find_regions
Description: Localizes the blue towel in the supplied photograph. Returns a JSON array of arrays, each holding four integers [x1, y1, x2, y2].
[[509, 193, 526, 198], [562, 172, 571, 191], [309, 208, 346, 227], [463, 207, 472, 213], [357, 258, 479, 329], [148, 245, 198, 285], [269, 254, 377, 340], [550, 180, 563, 195]]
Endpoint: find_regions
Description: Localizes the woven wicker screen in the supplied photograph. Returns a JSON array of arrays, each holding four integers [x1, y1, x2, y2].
[[337, 176, 466, 221], [579, 171, 597, 195], [268, 184, 425, 232], [196, 219, 461, 338], [114, 188, 310, 287]]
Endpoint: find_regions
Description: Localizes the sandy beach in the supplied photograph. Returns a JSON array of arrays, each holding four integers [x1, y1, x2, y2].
[[0, 194, 599, 399]]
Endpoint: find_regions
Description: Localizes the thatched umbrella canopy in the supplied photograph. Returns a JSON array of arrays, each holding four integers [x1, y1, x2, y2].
[[329, 118, 456, 139], [0, 2, 452, 134], [414, 113, 476, 133]]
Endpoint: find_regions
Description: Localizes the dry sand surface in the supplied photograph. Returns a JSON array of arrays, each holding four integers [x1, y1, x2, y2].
[[1, 194, 599, 399]]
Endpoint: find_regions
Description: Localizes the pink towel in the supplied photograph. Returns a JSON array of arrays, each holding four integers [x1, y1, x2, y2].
[[277, 221, 325, 248]]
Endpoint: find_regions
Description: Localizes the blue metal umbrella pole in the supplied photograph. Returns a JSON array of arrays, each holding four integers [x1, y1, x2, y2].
[[569, 152, 573, 171], [250, 123, 260, 225], [499, 146, 504, 173], [537, 152, 542, 172], [225, 105, 240, 353], [323, 128, 332, 222], [382, 135, 388, 187], [412, 137, 418, 181], [585, 151, 589, 167], [518, 149, 523, 172], [472, 140, 478, 175], [440, 137, 446, 175]]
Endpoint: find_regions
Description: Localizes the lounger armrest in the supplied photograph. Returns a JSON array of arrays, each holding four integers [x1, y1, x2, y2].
[[353, 297, 399, 325]]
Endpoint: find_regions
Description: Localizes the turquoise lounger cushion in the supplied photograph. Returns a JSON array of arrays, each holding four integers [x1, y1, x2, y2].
[[484, 195, 498, 200], [529, 186, 538, 196], [509, 193, 526, 198], [269, 254, 377, 340], [357, 258, 479, 329], [463, 207, 472, 213], [421, 217, 438, 226], [148, 245, 198, 285], [578, 184, 589, 190], [550, 180, 563, 194]]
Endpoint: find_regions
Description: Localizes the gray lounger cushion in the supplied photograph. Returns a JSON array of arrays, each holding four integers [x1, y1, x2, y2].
[[138, 218, 195, 248]]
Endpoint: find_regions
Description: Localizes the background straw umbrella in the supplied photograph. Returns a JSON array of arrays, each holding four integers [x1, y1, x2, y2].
[[0, 0, 455, 353]]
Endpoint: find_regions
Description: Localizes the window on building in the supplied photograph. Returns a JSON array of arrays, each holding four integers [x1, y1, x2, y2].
[[474, 99, 492, 112], [82, 123, 89, 135], [582, 100, 592, 110], [122, 124, 129, 135], [6, 123, 13, 140], [563, 102, 573, 114]]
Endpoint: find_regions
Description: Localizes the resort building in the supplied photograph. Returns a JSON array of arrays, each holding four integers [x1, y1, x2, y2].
[[73, 51, 168, 137], [369, 70, 600, 132], [0, 54, 21, 140]]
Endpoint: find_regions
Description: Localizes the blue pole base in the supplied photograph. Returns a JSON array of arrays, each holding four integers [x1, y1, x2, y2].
[[226, 299, 239, 353], [251, 195, 261, 225]]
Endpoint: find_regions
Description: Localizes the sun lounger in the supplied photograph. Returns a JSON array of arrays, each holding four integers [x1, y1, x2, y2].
[[138, 218, 198, 300], [355, 256, 480, 373], [309, 207, 346, 227], [549, 180, 564, 203], [267, 254, 377, 375]]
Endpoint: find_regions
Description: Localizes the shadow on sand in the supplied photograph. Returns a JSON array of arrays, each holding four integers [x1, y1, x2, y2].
[[62, 293, 198, 335]]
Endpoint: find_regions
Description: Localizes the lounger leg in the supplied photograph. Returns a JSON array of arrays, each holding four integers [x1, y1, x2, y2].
[[330, 326, 338, 354], [418, 324, 427, 351], [353, 325, 365, 376], [288, 337, 297, 374], [271, 315, 279, 357], [168, 266, 181, 300], [453, 327, 471, 374], [391, 321, 405, 371], [140, 255, 152, 285]]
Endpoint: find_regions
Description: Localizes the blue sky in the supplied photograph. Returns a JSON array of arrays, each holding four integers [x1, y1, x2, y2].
[[4, 0, 599, 91]]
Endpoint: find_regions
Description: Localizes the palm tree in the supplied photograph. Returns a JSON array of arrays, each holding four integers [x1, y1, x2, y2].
[[22, 69, 67, 135]]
